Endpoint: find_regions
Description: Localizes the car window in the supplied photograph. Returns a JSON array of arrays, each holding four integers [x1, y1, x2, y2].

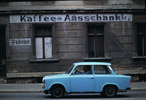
[[66, 65, 74, 74], [72, 65, 92, 74], [110, 66, 118, 74], [94, 65, 111, 74]]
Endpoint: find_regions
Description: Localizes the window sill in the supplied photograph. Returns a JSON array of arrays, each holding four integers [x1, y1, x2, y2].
[[30, 58, 60, 63], [83, 57, 112, 62], [133, 56, 146, 61]]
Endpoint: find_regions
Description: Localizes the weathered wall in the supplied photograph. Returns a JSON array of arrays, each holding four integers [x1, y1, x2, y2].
[[55, 23, 86, 59], [0, 0, 145, 11], [7, 22, 86, 73], [0, 0, 145, 82], [7, 20, 146, 73], [107, 22, 134, 67]]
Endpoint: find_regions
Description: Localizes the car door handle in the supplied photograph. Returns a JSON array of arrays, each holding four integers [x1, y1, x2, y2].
[[89, 77, 94, 79]]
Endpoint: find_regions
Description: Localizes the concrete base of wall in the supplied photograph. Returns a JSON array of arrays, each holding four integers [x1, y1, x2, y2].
[[0, 69, 144, 83], [0, 77, 7, 83]]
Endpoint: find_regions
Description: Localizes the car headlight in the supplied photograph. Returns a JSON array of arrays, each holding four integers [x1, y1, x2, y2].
[[42, 80, 45, 89]]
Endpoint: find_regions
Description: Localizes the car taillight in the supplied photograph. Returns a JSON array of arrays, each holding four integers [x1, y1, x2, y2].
[[130, 80, 131, 84]]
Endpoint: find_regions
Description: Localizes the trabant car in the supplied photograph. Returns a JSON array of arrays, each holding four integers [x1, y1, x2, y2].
[[42, 62, 131, 98]]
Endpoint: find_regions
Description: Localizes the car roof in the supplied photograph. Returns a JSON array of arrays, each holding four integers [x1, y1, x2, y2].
[[73, 62, 111, 66]]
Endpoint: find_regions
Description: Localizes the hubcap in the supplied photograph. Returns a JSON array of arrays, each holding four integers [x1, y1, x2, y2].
[[106, 87, 115, 96], [53, 88, 63, 97]]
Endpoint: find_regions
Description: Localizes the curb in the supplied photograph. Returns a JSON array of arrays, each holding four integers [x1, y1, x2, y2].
[[131, 88, 146, 91], [0, 90, 43, 93]]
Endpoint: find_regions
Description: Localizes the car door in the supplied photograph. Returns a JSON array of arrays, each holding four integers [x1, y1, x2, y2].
[[70, 65, 94, 92], [94, 65, 112, 92]]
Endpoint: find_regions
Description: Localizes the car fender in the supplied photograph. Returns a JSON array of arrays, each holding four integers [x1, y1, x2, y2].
[[101, 82, 120, 91], [49, 82, 69, 92]]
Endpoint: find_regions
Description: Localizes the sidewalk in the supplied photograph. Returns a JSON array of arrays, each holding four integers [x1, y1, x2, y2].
[[0, 84, 42, 93], [0, 82, 146, 93]]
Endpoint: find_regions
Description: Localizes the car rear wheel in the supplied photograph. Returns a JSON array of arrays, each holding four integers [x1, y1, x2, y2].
[[50, 86, 65, 98], [102, 86, 117, 97]]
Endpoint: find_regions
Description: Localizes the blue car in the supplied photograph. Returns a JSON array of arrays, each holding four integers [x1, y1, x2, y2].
[[42, 62, 131, 98]]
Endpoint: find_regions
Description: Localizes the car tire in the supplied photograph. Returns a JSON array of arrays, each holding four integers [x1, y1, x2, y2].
[[50, 86, 65, 98], [101, 86, 117, 97]]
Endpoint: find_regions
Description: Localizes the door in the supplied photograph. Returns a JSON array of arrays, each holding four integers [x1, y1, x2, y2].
[[70, 65, 94, 92], [94, 65, 111, 92], [0, 26, 6, 77]]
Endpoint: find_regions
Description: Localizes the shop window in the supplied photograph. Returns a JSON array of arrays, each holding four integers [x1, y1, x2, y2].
[[137, 23, 146, 56], [35, 25, 52, 59], [88, 25, 104, 57]]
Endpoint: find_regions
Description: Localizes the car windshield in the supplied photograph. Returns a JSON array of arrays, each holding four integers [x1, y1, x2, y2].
[[66, 65, 74, 74]]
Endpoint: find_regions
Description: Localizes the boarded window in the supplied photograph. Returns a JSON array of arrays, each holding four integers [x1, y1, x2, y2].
[[88, 25, 104, 57], [137, 23, 146, 56], [35, 26, 52, 59]]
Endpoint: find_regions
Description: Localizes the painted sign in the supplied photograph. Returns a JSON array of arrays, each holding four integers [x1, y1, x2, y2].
[[10, 14, 132, 23], [9, 38, 31, 46]]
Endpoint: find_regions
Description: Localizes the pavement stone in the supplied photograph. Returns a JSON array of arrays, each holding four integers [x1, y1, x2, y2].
[[0, 84, 42, 93], [0, 82, 146, 93], [130, 82, 146, 91]]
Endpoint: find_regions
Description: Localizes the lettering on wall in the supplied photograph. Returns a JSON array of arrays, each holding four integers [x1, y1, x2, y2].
[[10, 14, 132, 23], [9, 38, 31, 46]]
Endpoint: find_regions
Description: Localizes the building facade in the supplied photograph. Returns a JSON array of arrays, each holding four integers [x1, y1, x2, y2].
[[0, 0, 145, 83]]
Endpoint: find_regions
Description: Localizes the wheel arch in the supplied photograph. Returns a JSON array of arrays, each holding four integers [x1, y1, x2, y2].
[[50, 83, 66, 92], [102, 83, 119, 91]]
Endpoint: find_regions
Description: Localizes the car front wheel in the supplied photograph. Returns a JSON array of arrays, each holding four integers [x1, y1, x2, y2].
[[50, 86, 65, 98], [102, 86, 117, 97]]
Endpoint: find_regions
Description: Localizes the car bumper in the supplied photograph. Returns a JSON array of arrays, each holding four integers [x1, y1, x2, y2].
[[43, 90, 50, 94], [42, 83, 45, 89], [42, 83, 50, 94], [119, 87, 131, 92], [126, 87, 131, 90]]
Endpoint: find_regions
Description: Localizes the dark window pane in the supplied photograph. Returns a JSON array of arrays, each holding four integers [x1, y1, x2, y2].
[[137, 23, 146, 56], [88, 36, 94, 57], [137, 34, 143, 56], [88, 25, 104, 57], [96, 36, 104, 57], [137, 23, 146, 33], [88, 25, 104, 34], [35, 26, 52, 37]]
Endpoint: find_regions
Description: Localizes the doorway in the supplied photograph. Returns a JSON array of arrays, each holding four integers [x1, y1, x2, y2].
[[0, 26, 6, 77]]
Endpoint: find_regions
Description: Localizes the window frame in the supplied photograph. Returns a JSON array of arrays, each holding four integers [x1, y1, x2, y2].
[[136, 23, 146, 56], [133, 22, 146, 60], [31, 24, 58, 62], [84, 23, 112, 61], [87, 24, 105, 58], [85, 23, 108, 59]]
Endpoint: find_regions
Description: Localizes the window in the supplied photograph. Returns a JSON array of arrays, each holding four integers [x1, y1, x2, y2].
[[35, 25, 52, 59], [94, 65, 110, 74], [72, 65, 92, 74], [137, 23, 146, 56], [88, 25, 104, 57]]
